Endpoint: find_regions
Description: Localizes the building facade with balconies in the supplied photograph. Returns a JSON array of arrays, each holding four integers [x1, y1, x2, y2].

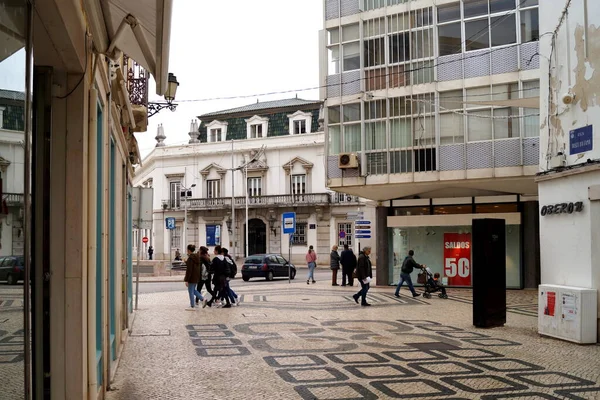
[[320, 0, 541, 288], [133, 98, 376, 265]]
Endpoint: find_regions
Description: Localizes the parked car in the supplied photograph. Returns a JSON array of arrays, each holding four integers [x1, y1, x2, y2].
[[241, 254, 296, 281], [0, 256, 25, 285]]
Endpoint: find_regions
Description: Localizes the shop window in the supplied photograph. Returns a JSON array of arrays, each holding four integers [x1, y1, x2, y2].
[[475, 203, 519, 213], [434, 205, 473, 215], [393, 206, 430, 216]]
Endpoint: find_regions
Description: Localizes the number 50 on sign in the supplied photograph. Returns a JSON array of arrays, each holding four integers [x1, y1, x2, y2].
[[443, 233, 472, 286]]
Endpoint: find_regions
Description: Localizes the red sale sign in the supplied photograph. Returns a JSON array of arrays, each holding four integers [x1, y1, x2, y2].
[[443, 233, 472, 286]]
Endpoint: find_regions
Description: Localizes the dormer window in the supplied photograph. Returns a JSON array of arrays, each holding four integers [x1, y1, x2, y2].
[[294, 120, 307, 134], [288, 110, 312, 135], [250, 124, 263, 138], [245, 115, 269, 139], [206, 120, 228, 143]]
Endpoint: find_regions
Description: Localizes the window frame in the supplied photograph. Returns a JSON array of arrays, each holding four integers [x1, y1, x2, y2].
[[169, 181, 181, 208], [292, 222, 307, 245], [206, 179, 221, 199]]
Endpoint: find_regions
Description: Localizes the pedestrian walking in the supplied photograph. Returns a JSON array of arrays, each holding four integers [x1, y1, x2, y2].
[[183, 244, 204, 310], [330, 245, 340, 286], [352, 246, 373, 306], [340, 244, 357, 286], [148, 245, 154, 260], [306, 245, 317, 285], [223, 248, 239, 306], [196, 246, 214, 305], [394, 250, 421, 298], [205, 246, 232, 308]]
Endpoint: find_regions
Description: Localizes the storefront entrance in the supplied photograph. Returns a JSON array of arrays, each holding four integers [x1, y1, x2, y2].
[[388, 213, 523, 289], [244, 218, 267, 256]]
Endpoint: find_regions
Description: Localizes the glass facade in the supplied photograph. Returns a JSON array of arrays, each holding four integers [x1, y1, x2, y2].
[[389, 222, 522, 288], [0, 1, 31, 398]]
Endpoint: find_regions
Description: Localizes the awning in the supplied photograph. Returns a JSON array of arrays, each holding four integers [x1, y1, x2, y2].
[[0, 3, 26, 63], [84, 0, 173, 96], [464, 97, 540, 109]]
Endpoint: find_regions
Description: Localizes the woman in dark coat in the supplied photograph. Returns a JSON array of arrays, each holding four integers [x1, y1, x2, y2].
[[184, 244, 204, 310]]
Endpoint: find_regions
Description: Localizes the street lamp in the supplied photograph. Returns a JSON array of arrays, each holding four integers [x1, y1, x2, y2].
[[148, 73, 179, 117], [181, 183, 196, 249]]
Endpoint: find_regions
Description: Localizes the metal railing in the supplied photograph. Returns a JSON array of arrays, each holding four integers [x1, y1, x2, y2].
[[123, 55, 148, 107], [3, 193, 24, 205]]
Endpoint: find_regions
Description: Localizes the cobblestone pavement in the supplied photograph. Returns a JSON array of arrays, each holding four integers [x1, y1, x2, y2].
[[107, 278, 600, 400], [0, 285, 25, 400]]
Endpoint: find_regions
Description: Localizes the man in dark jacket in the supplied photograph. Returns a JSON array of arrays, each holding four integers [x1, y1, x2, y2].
[[330, 245, 341, 286], [206, 246, 232, 308], [340, 244, 357, 286], [394, 250, 421, 298], [352, 247, 373, 306]]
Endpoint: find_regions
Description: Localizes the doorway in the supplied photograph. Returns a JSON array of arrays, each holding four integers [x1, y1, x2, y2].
[[244, 218, 267, 256]]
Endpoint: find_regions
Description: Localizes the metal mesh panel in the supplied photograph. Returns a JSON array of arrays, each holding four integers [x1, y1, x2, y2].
[[328, 155, 343, 178], [523, 137, 539, 165], [464, 49, 490, 79], [340, 0, 360, 17], [467, 141, 493, 169], [327, 74, 341, 98], [326, 0, 339, 20], [494, 138, 521, 167], [439, 144, 466, 171], [437, 54, 463, 81], [520, 42, 539, 70], [328, 155, 361, 178], [491, 46, 518, 75], [341, 70, 361, 96]]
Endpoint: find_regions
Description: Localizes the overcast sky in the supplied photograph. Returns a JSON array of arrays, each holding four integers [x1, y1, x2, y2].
[[137, 0, 323, 158]]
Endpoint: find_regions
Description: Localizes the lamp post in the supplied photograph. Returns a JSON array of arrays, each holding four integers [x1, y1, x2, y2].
[[148, 73, 179, 117], [181, 183, 196, 249]]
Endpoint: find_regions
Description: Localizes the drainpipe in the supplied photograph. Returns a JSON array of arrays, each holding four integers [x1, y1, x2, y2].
[[105, 57, 114, 390], [87, 87, 99, 398]]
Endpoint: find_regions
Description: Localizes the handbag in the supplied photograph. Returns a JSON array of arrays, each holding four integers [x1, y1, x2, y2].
[[352, 269, 357, 279], [417, 272, 427, 285]]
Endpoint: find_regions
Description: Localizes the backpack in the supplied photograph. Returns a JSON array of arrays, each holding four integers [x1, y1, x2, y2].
[[226, 256, 237, 278]]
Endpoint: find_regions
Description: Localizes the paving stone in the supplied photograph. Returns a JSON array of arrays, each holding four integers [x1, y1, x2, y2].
[[106, 281, 600, 400]]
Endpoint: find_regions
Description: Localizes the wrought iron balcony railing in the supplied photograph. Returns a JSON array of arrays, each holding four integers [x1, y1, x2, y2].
[[123, 55, 148, 107]]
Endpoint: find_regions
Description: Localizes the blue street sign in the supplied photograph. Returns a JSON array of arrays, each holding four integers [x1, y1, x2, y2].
[[282, 212, 296, 234], [355, 220, 371, 225], [356, 235, 372, 239], [570, 125, 593, 155], [165, 217, 176, 230], [356, 229, 371, 234], [339, 231, 346, 239]]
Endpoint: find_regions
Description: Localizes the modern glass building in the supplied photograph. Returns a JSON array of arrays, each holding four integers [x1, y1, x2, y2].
[[319, 0, 541, 288]]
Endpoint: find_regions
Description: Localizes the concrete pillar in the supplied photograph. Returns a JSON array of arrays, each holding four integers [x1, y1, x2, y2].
[[375, 206, 389, 286], [50, 71, 89, 399], [522, 201, 541, 289]]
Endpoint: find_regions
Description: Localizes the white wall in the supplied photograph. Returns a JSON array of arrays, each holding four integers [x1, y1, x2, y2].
[[539, 0, 600, 171]]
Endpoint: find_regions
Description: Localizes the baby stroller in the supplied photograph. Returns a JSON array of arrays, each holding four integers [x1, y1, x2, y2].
[[417, 267, 448, 299]]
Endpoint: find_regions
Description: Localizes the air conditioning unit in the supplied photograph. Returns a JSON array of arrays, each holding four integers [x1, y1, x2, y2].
[[338, 153, 359, 169]]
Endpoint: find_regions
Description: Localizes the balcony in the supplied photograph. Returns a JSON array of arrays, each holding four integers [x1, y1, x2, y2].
[[160, 193, 360, 211]]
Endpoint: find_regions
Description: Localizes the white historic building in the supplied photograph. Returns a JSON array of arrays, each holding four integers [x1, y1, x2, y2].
[[133, 98, 376, 264]]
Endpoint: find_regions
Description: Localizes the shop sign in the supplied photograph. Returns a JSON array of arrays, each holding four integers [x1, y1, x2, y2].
[[540, 202, 583, 216], [443, 233, 471, 286]]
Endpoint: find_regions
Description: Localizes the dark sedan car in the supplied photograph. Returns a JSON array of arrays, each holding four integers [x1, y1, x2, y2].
[[241, 254, 296, 281], [0, 256, 25, 285]]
